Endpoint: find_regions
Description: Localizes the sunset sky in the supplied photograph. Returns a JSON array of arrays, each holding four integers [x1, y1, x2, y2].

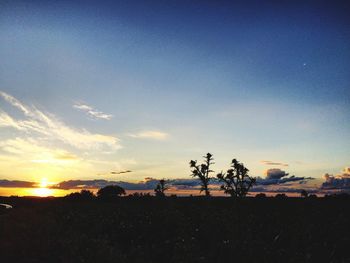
[[0, 0, 349, 196]]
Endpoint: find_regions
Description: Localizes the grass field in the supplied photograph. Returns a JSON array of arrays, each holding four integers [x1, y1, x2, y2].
[[0, 196, 349, 263]]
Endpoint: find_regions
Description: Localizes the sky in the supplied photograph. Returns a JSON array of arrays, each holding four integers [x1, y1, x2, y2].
[[0, 0, 349, 196]]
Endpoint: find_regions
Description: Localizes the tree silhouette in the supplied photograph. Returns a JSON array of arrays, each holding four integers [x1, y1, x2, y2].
[[255, 193, 267, 198], [154, 179, 168, 197], [300, 189, 309, 198], [189, 153, 214, 196], [275, 193, 287, 199], [80, 189, 95, 199], [65, 189, 95, 200], [217, 159, 256, 198], [97, 185, 126, 199]]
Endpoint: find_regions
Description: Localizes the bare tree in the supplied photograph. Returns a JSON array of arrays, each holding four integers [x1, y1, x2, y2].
[[217, 159, 256, 198], [154, 179, 168, 197], [189, 153, 214, 196]]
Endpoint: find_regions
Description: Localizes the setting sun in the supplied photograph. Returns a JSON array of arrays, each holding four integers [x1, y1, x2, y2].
[[39, 178, 48, 188], [32, 187, 52, 197]]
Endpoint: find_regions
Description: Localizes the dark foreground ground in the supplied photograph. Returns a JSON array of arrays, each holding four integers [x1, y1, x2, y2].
[[0, 196, 349, 263]]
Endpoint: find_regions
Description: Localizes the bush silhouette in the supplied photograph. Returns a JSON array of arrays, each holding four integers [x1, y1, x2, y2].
[[255, 193, 267, 198], [189, 153, 214, 196], [275, 193, 287, 199], [300, 189, 309, 198], [217, 159, 256, 198], [154, 179, 168, 197], [65, 190, 95, 200], [97, 185, 126, 199]]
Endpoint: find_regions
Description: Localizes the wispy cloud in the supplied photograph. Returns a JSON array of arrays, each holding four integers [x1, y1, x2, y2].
[[110, 170, 132, 175], [0, 91, 120, 151], [128, 130, 169, 140], [73, 102, 113, 120], [0, 138, 80, 165], [0, 91, 31, 115], [260, 160, 289, 167]]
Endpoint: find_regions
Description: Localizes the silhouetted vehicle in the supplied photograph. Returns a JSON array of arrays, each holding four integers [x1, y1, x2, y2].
[[217, 159, 256, 198], [0, 203, 12, 215], [154, 179, 168, 197], [0, 203, 12, 209], [97, 185, 126, 199], [190, 153, 214, 196]]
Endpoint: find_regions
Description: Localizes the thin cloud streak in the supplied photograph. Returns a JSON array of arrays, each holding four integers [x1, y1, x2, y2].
[[73, 102, 113, 120], [110, 170, 132, 175], [128, 130, 169, 140], [0, 138, 80, 165], [261, 160, 289, 167], [0, 91, 120, 150]]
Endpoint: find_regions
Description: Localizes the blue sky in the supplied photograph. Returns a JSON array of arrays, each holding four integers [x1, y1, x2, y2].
[[0, 0, 349, 194]]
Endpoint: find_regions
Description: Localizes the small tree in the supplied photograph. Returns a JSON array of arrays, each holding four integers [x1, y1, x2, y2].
[[97, 185, 126, 199], [275, 193, 287, 199], [300, 189, 309, 198], [154, 179, 168, 197], [190, 153, 214, 196], [80, 189, 95, 199], [217, 159, 256, 198], [255, 193, 267, 199], [65, 190, 95, 200]]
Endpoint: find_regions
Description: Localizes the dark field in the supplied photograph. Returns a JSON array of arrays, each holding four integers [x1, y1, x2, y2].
[[0, 197, 349, 263]]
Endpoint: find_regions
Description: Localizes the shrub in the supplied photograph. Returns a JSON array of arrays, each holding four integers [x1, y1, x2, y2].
[[189, 153, 214, 196], [217, 159, 256, 198], [154, 179, 168, 197], [97, 185, 126, 199]]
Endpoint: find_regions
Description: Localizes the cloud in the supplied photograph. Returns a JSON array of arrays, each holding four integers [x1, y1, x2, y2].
[[51, 177, 211, 191], [73, 102, 113, 120], [0, 91, 120, 151], [256, 168, 313, 185], [0, 91, 31, 115], [0, 179, 36, 188], [250, 186, 318, 194], [260, 160, 289, 167], [52, 179, 159, 190], [265, 168, 288, 180], [321, 167, 350, 191], [0, 177, 203, 191], [0, 138, 80, 165], [128, 130, 169, 140], [110, 170, 132, 175]]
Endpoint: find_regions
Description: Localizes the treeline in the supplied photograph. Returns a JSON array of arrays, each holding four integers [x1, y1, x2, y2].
[[63, 153, 346, 200], [65, 153, 257, 200]]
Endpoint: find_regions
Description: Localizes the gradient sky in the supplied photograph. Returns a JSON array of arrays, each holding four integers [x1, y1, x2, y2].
[[0, 0, 349, 192]]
